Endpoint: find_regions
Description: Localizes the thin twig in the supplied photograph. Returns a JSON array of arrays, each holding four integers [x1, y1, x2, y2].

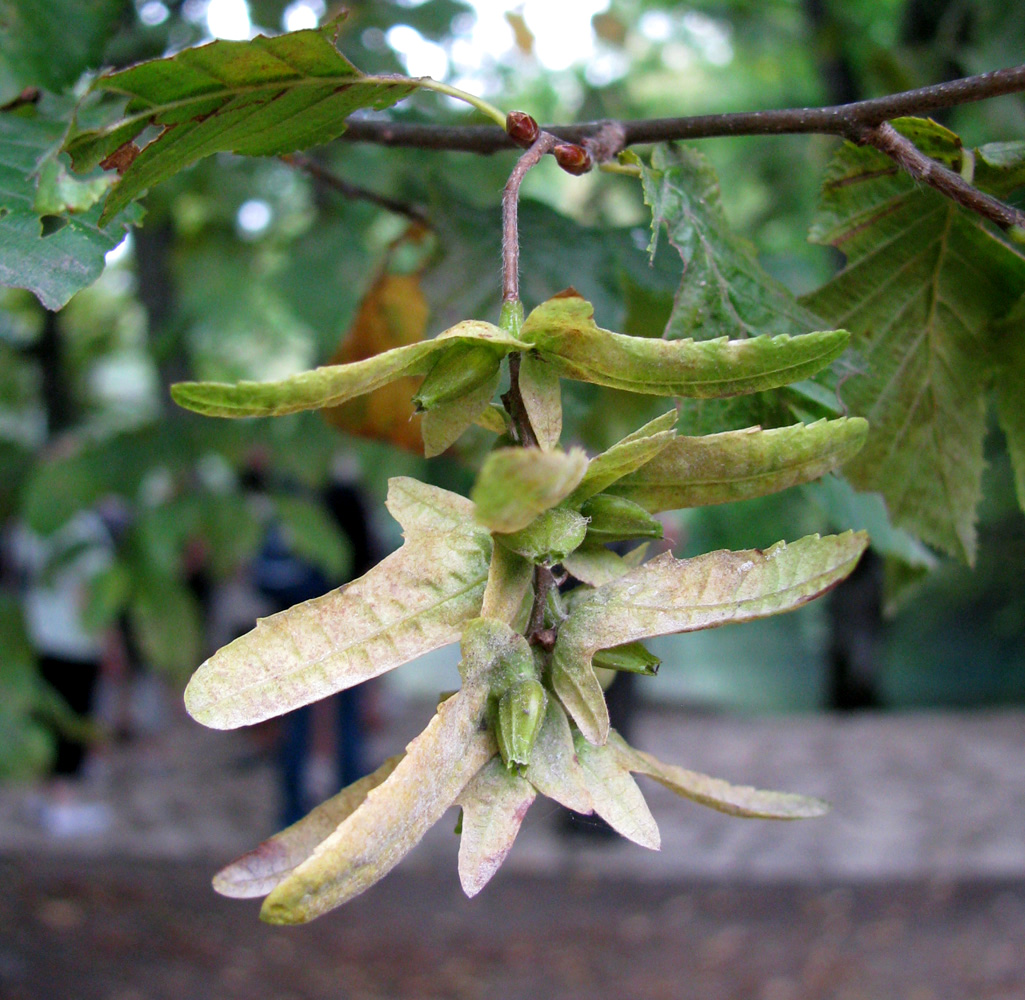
[[341, 64, 1025, 153], [855, 122, 1025, 230], [527, 565, 557, 648], [501, 132, 557, 303], [281, 153, 429, 224]]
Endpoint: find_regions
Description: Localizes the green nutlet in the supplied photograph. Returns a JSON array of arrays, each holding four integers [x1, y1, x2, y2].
[[413, 344, 503, 412], [581, 493, 664, 543], [496, 678, 548, 769]]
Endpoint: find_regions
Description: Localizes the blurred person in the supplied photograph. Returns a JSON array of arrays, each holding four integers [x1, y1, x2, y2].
[[247, 451, 377, 827], [8, 507, 118, 837]]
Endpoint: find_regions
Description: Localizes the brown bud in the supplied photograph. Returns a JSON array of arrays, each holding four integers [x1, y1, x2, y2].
[[506, 111, 540, 147], [553, 143, 593, 175]]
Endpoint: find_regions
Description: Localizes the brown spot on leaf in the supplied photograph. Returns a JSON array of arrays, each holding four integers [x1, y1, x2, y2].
[[100, 142, 141, 175]]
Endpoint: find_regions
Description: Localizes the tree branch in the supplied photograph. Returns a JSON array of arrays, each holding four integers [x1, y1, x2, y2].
[[341, 64, 1025, 153], [341, 64, 1025, 231], [281, 153, 429, 224], [855, 122, 1025, 230]]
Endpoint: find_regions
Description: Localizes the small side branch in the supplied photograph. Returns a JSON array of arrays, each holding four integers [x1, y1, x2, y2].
[[501, 132, 557, 303], [282, 153, 429, 225], [856, 122, 1025, 231]]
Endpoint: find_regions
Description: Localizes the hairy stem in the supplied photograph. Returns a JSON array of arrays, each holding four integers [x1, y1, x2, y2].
[[501, 132, 557, 303]]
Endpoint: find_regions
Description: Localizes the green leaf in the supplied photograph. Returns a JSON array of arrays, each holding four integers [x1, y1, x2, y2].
[[495, 507, 588, 564], [607, 418, 868, 512], [0, 108, 138, 309], [564, 409, 677, 507], [471, 446, 588, 533], [579, 494, 664, 544], [592, 641, 660, 676], [802, 118, 1025, 562], [64, 19, 418, 223], [523, 698, 594, 815], [420, 364, 500, 458], [562, 544, 635, 587], [273, 494, 352, 580], [171, 321, 526, 418], [553, 531, 868, 742], [637, 145, 825, 340], [130, 573, 204, 682], [550, 642, 609, 748], [479, 545, 534, 628], [573, 732, 660, 849], [213, 755, 403, 899], [517, 352, 562, 450], [261, 683, 495, 923], [184, 478, 491, 729], [520, 292, 850, 398], [457, 757, 536, 897], [0, 0, 123, 98], [611, 732, 827, 820], [993, 295, 1025, 513]]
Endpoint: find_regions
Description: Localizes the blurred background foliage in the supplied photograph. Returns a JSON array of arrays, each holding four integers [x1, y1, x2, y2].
[[1, 0, 1023, 777]]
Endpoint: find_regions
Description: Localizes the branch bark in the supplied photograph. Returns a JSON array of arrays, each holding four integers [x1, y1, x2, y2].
[[341, 65, 1025, 153], [340, 63, 1025, 232]]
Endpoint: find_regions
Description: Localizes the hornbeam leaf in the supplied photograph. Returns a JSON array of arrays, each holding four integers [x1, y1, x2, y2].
[[261, 683, 495, 923], [573, 732, 660, 849], [171, 321, 526, 418], [523, 699, 594, 815], [457, 758, 536, 897], [562, 545, 633, 587], [184, 478, 491, 729], [420, 365, 501, 457], [610, 732, 827, 819], [517, 352, 563, 450], [213, 755, 403, 899], [606, 417, 868, 512], [564, 410, 678, 506], [550, 646, 609, 747], [636, 145, 825, 341], [552, 532, 868, 730], [480, 544, 534, 627], [994, 296, 1025, 513], [520, 292, 849, 398], [802, 118, 1025, 562], [471, 446, 588, 533], [0, 108, 138, 309], [495, 507, 589, 564], [65, 19, 417, 223]]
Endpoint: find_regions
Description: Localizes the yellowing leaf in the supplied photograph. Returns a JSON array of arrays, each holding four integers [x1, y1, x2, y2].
[[261, 683, 495, 923], [171, 321, 527, 418], [520, 292, 850, 398], [523, 698, 594, 815], [471, 446, 588, 533], [323, 270, 428, 452], [611, 732, 827, 819], [565, 410, 678, 506], [184, 478, 491, 729], [420, 366, 501, 457], [518, 352, 562, 450], [457, 758, 536, 897], [552, 532, 868, 742], [550, 645, 610, 747], [573, 732, 660, 849], [607, 418, 868, 512], [213, 755, 402, 899], [480, 544, 534, 627]]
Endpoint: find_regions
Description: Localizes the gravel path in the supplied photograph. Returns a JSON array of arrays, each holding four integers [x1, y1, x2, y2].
[[2, 699, 1024, 998]]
